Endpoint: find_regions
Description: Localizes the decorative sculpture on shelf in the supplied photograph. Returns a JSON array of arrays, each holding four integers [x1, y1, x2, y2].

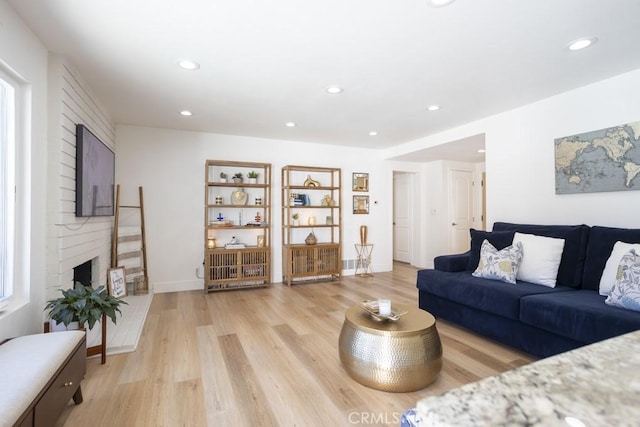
[[231, 188, 248, 205], [305, 231, 317, 245], [304, 175, 320, 187], [321, 194, 335, 206]]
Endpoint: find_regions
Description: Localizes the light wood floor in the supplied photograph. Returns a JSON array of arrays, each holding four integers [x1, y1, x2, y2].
[[59, 263, 534, 427]]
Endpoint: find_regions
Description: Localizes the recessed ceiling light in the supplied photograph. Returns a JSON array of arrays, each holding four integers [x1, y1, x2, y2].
[[477, 149, 486, 153], [180, 110, 192, 116], [427, 105, 440, 111], [369, 131, 378, 136], [285, 122, 296, 127], [177, 60, 200, 70], [429, 0, 456, 7], [326, 86, 343, 95], [567, 37, 598, 51]]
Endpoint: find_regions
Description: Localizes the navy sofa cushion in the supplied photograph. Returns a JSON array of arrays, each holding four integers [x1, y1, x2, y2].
[[520, 290, 640, 344], [419, 291, 583, 357], [434, 252, 471, 272], [492, 222, 590, 288], [581, 226, 640, 291], [416, 269, 573, 320], [466, 229, 516, 271]]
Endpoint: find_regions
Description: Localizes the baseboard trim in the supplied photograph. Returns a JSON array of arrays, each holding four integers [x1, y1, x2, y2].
[[153, 280, 202, 293]]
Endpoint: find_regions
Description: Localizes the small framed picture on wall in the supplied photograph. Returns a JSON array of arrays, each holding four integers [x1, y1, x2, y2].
[[353, 195, 369, 214], [352, 172, 369, 192]]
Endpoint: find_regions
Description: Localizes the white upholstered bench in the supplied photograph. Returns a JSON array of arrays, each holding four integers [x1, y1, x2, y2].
[[0, 330, 86, 427]]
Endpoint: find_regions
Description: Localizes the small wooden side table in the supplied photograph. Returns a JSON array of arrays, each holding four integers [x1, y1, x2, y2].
[[354, 244, 374, 277]]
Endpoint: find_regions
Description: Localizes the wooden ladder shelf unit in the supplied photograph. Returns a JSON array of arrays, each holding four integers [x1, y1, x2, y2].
[[112, 185, 149, 287]]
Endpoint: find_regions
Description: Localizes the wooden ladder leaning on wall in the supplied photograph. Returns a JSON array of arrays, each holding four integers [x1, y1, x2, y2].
[[111, 185, 149, 288]]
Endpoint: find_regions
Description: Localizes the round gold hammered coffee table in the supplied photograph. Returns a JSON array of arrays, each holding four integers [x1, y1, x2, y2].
[[338, 303, 442, 392]]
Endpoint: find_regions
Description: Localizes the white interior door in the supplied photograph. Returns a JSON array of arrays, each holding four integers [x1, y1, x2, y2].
[[449, 169, 473, 253], [393, 173, 411, 263]]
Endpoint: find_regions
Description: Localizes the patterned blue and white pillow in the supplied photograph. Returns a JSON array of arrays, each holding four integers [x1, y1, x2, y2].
[[400, 408, 422, 427], [472, 239, 523, 284], [605, 249, 640, 312]]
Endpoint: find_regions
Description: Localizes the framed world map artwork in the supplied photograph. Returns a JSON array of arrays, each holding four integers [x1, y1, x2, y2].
[[554, 120, 640, 194]]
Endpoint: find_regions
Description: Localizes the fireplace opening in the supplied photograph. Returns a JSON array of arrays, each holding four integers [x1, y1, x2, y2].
[[73, 260, 93, 287]]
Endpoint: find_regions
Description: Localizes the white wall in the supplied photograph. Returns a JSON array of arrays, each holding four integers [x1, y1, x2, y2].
[[46, 55, 115, 302], [385, 68, 640, 258], [0, 0, 49, 339], [116, 126, 394, 293], [486, 69, 640, 227]]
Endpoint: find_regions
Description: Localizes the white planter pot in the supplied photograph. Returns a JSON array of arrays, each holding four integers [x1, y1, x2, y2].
[[86, 323, 102, 347]]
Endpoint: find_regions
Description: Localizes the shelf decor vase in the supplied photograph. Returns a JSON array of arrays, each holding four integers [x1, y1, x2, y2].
[[304, 175, 320, 187], [231, 189, 248, 205], [360, 225, 368, 245], [305, 231, 317, 245]]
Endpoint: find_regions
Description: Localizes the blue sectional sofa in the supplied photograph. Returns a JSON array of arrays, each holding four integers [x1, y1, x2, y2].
[[417, 222, 640, 358]]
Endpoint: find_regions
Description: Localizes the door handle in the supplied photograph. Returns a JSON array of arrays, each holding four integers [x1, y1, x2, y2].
[[451, 222, 457, 226]]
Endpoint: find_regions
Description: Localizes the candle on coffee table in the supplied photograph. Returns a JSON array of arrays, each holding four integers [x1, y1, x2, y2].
[[378, 299, 391, 317]]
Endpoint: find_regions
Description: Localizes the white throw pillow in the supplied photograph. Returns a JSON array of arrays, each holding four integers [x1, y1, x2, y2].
[[599, 241, 640, 296], [513, 232, 565, 288]]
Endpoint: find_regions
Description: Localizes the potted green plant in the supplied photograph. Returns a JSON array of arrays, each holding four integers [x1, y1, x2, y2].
[[219, 172, 228, 183], [45, 282, 128, 330], [247, 171, 259, 184], [233, 172, 243, 184], [292, 212, 300, 226]]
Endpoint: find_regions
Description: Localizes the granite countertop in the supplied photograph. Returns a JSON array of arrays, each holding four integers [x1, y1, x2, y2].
[[416, 330, 640, 427]]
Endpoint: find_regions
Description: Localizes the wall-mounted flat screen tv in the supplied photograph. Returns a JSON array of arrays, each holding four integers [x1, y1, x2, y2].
[[75, 124, 115, 217]]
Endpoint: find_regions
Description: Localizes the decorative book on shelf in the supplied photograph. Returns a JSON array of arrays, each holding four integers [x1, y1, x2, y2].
[[224, 243, 246, 249]]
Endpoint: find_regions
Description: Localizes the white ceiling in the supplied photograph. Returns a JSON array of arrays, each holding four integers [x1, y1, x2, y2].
[[7, 0, 640, 156], [391, 134, 486, 163]]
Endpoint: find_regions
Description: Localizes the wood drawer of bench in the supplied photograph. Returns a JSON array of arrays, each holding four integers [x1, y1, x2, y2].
[[33, 340, 86, 427]]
